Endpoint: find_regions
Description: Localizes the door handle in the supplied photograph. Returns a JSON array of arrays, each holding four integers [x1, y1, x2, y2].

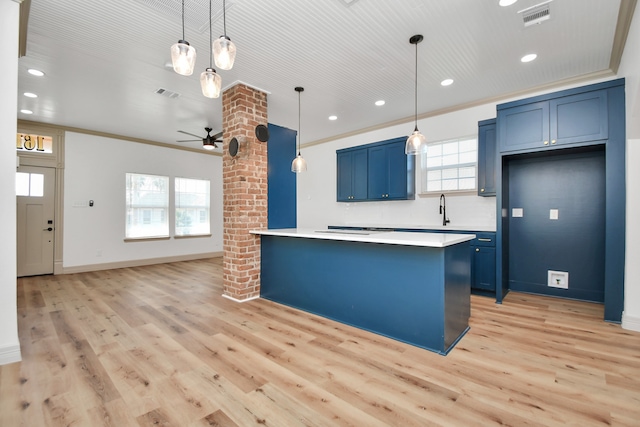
[[43, 227, 53, 231]]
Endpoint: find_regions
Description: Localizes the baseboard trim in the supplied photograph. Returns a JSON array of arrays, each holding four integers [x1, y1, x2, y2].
[[222, 294, 260, 303], [61, 252, 223, 274], [622, 312, 640, 332], [0, 344, 22, 366]]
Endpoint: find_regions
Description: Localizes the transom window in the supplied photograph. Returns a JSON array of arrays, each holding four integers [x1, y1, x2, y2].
[[420, 136, 477, 194]]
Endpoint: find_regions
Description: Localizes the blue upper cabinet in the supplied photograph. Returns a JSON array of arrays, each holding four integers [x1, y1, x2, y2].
[[498, 90, 608, 153], [337, 149, 368, 201], [477, 119, 496, 197], [337, 137, 414, 202]]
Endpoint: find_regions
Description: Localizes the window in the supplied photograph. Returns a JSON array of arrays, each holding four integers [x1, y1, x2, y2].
[[175, 177, 210, 236], [16, 172, 44, 197], [421, 136, 477, 193], [125, 173, 169, 238]]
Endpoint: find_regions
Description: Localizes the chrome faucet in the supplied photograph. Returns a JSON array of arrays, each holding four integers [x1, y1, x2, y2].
[[439, 194, 450, 226]]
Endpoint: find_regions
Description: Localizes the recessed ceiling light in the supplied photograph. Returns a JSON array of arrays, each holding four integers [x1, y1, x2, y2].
[[20, 109, 33, 114], [521, 53, 537, 63], [27, 69, 45, 77], [328, 115, 338, 121], [499, 0, 518, 6], [24, 92, 38, 98], [441, 79, 454, 86], [375, 100, 385, 106]]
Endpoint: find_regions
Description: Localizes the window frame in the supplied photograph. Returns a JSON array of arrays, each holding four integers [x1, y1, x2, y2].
[[419, 135, 478, 196], [125, 173, 170, 240], [174, 176, 211, 237]]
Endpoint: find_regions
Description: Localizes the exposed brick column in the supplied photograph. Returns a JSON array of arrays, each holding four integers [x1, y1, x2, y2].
[[222, 83, 268, 301]]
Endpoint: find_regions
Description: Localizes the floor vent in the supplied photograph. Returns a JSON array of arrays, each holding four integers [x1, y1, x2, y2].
[[519, 1, 552, 27], [155, 88, 180, 99]]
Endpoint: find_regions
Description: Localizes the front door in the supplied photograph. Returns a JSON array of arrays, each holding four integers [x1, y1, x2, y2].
[[16, 165, 56, 277]]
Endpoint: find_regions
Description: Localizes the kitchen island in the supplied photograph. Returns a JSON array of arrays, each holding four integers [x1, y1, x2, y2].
[[250, 228, 474, 355]]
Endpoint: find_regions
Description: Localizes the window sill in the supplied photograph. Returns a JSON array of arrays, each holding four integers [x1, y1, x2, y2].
[[418, 190, 477, 198], [174, 234, 212, 239], [124, 236, 171, 242]]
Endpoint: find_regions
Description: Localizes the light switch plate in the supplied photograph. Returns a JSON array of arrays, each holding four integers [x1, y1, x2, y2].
[[512, 208, 524, 218], [550, 209, 559, 220]]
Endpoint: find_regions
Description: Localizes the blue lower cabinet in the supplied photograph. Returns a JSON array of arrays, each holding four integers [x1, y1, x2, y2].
[[472, 246, 496, 292]]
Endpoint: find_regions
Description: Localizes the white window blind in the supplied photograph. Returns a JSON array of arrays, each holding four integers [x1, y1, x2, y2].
[[125, 173, 169, 238], [421, 136, 477, 194], [175, 177, 210, 236]]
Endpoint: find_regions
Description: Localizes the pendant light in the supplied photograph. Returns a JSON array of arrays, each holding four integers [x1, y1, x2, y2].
[[405, 34, 426, 155], [171, 0, 197, 76], [291, 87, 307, 173], [212, 0, 236, 70], [200, 0, 221, 98]]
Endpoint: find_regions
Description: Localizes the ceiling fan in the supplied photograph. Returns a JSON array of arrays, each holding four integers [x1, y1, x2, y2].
[[177, 127, 223, 150]]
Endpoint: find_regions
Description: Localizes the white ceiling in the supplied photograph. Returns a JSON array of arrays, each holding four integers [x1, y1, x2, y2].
[[17, 0, 634, 153]]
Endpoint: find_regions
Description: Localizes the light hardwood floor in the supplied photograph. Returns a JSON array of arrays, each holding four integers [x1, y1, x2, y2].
[[1, 258, 639, 426]]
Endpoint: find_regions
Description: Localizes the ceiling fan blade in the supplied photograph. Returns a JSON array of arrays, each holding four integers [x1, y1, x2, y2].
[[212, 131, 223, 139], [176, 139, 201, 142], [177, 130, 203, 138]]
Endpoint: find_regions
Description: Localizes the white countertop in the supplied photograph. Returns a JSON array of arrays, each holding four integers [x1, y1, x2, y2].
[[250, 228, 476, 248], [330, 223, 496, 232]]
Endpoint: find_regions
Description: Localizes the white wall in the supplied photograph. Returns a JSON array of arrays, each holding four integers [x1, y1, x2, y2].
[[63, 132, 223, 269], [619, 4, 640, 331], [0, 0, 21, 365], [297, 104, 498, 231]]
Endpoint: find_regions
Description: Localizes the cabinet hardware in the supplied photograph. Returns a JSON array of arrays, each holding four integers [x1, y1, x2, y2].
[[475, 248, 480, 252], [551, 139, 556, 144], [480, 188, 485, 192], [478, 238, 492, 242], [544, 140, 549, 145]]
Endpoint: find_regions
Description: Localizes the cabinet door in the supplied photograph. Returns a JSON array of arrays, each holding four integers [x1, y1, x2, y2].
[[352, 149, 368, 200], [473, 246, 496, 291], [337, 149, 368, 201], [367, 145, 388, 200], [498, 101, 550, 152], [551, 90, 608, 146], [337, 151, 354, 202], [387, 141, 410, 199], [477, 120, 496, 196]]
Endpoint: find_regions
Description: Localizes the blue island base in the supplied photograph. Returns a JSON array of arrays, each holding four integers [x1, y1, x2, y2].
[[259, 235, 471, 355]]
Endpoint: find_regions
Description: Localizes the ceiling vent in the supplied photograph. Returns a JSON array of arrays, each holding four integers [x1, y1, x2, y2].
[[155, 88, 180, 99], [519, 1, 552, 27]]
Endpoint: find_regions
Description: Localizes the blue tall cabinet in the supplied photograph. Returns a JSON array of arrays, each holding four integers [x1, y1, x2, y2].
[[267, 124, 297, 229], [494, 79, 625, 322]]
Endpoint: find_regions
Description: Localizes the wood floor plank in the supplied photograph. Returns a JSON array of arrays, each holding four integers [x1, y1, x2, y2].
[[2, 258, 640, 427]]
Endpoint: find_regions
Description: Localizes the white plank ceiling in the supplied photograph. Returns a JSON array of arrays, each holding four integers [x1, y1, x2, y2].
[[17, 0, 634, 152]]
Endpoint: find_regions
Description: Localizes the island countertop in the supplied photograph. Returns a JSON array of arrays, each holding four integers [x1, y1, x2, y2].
[[250, 228, 475, 248]]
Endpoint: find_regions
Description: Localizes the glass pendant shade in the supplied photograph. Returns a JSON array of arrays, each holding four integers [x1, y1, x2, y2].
[[405, 129, 427, 155], [213, 36, 236, 70], [171, 40, 196, 76], [291, 154, 307, 173], [200, 68, 222, 98]]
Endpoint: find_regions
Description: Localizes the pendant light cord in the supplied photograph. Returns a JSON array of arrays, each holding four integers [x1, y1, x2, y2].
[[181, 0, 185, 40], [223, 0, 227, 37], [208, 0, 212, 67], [297, 90, 302, 155], [414, 41, 418, 131]]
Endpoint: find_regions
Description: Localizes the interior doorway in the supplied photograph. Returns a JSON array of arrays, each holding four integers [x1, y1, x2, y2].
[[16, 165, 56, 277]]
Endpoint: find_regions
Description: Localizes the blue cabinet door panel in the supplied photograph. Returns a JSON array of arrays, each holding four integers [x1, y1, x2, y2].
[[352, 149, 368, 200], [478, 119, 496, 196], [551, 91, 608, 145], [499, 101, 549, 152], [388, 141, 410, 199], [367, 145, 387, 199], [267, 124, 297, 229]]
